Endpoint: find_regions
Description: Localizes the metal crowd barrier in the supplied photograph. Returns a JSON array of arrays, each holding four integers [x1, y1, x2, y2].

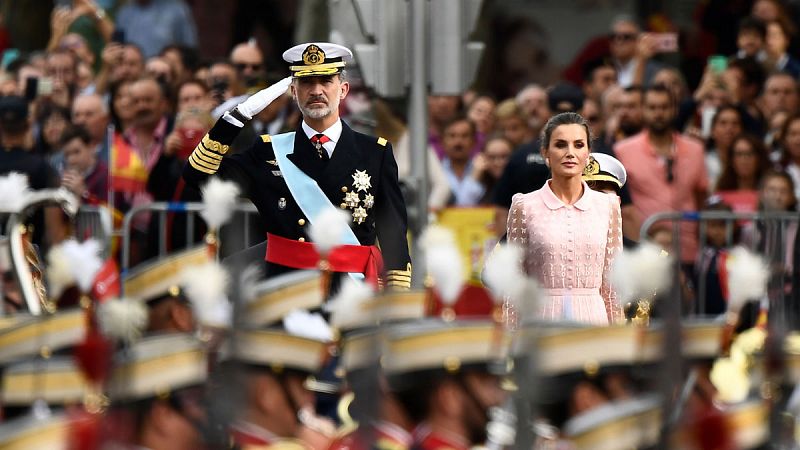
[[120, 201, 261, 271], [640, 210, 800, 322], [74, 205, 113, 258]]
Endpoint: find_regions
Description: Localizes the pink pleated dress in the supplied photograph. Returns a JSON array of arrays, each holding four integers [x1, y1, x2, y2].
[[507, 180, 623, 325]]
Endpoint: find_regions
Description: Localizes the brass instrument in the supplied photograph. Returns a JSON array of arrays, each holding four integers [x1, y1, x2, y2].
[[4, 188, 79, 315]]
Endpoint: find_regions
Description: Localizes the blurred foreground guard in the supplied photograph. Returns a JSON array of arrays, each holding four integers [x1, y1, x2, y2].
[[224, 326, 333, 448], [327, 288, 428, 450], [182, 42, 411, 289], [383, 320, 511, 450], [0, 413, 70, 449], [122, 245, 209, 333], [103, 334, 211, 450], [220, 269, 338, 449]]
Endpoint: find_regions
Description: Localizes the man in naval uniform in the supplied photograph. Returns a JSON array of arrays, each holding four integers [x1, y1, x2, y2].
[[182, 42, 411, 289]]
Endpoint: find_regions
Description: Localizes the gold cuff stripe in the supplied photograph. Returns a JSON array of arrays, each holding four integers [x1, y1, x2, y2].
[[189, 153, 219, 172], [386, 273, 412, 279], [195, 144, 223, 161], [387, 277, 412, 284], [377, 137, 387, 147], [188, 155, 217, 174], [386, 269, 412, 276], [191, 149, 222, 168], [189, 153, 214, 171], [261, 134, 272, 143], [386, 280, 411, 289], [289, 61, 345, 72], [201, 134, 230, 154]]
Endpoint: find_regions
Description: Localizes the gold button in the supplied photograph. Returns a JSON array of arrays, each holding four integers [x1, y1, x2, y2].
[[444, 356, 461, 373], [298, 218, 306, 226], [341, 186, 348, 192], [340, 203, 347, 208], [298, 237, 305, 242]]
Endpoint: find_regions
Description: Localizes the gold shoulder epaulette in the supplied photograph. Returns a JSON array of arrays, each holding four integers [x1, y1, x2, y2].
[[377, 137, 387, 147], [261, 134, 272, 143]]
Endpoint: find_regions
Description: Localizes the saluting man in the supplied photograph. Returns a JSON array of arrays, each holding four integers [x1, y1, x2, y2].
[[183, 42, 411, 289]]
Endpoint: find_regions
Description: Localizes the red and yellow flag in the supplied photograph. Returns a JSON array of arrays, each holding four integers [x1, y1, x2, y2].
[[110, 132, 147, 193]]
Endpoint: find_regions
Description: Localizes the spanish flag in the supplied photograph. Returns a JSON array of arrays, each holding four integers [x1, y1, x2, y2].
[[110, 132, 147, 193]]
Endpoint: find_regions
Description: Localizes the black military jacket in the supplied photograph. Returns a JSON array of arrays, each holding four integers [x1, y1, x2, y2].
[[182, 118, 412, 289]]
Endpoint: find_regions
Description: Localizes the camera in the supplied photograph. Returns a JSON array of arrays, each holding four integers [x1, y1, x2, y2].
[[210, 77, 229, 103]]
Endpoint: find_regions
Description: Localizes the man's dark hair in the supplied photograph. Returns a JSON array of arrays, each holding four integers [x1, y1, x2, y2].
[[728, 57, 767, 91], [643, 84, 675, 107], [624, 84, 644, 96], [134, 75, 169, 101], [738, 16, 767, 40], [160, 44, 201, 73], [582, 58, 616, 83], [0, 96, 30, 136], [442, 113, 477, 137], [60, 125, 92, 147], [176, 79, 210, 104]]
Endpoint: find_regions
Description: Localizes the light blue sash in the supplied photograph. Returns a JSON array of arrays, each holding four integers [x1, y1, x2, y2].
[[270, 132, 364, 280]]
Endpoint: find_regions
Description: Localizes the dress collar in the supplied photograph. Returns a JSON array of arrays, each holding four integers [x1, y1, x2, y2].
[[542, 179, 592, 211], [301, 119, 342, 145]]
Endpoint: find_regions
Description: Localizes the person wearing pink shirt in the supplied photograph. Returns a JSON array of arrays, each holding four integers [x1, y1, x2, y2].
[[507, 112, 623, 325], [615, 85, 709, 268]]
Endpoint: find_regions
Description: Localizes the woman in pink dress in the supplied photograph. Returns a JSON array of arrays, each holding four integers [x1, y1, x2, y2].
[[507, 112, 622, 325]]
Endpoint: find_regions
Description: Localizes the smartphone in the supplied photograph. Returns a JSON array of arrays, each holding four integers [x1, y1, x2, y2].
[[708, 55, 728, 73], [24, 77, 38, 101], [651, 32, 678, 53], [37, 77, 53, 96], [211, 78, 229, 102], [111, 29, 126, 44]]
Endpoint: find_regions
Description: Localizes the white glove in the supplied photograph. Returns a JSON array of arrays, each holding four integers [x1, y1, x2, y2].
[[237, 76, 293, 120]]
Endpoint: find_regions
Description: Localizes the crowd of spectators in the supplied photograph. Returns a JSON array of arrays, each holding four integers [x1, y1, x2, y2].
[[0, 0, 800, 313]]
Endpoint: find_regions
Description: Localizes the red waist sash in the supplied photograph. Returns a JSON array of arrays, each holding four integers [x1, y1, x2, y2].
[[265, 233, 383, 286]]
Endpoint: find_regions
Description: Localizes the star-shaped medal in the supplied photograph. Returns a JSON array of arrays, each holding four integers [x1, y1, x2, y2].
[[363, 193, 374, 209], [352, 170, 372, 192], [344, 191, 360, 208], [352, 207, 368, 224]]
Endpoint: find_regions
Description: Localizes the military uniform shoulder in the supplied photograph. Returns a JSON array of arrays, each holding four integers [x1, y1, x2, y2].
[[351, 128, 390, 149]]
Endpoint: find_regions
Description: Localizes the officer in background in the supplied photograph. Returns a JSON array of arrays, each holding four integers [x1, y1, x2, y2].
[[182, 42, 411, 289]]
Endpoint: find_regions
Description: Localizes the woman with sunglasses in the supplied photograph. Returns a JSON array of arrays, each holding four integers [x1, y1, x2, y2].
[[507, 112, 623, 325]]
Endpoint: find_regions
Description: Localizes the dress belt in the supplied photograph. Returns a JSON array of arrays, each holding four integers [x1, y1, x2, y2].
[[545, 288, 599, 295]]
